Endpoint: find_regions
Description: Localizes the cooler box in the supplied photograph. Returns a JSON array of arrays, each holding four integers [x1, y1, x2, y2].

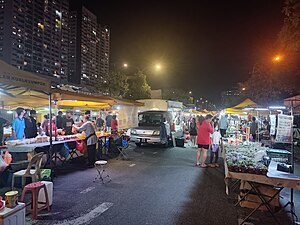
[[266, 148, 292, 163], [0, 202, 25, 225]]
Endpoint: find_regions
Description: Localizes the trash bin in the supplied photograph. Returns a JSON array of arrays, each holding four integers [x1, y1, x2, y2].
[[175, 138, 184, 147]]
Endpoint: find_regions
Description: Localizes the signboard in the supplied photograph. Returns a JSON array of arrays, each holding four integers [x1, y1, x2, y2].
[[275, 114, 293, 143], [270, 115, 276, 135], [0, 60, 50, 92]]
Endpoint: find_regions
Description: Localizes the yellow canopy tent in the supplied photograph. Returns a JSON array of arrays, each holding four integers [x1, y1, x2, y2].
[[224, 98, 258, 115], [224, 98, 272, 116], [52, 89, 114, 109], [51, 89, 144, 109]]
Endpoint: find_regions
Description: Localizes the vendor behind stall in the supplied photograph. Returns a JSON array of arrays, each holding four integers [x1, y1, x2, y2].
[[96, 112, 105, 131], [24, 110, 38, 138], [12, 107, 25, 140], [63, 111, 74, 135], [111, 115, 118, 134], [73, 115, 97, 168], [56, 111, 63, 129]]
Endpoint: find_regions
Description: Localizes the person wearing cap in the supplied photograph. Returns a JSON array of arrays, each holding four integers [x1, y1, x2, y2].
[[12, 107, 25, 140]]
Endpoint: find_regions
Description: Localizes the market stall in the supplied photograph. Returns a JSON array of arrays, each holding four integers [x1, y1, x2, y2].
[[222, 110, 299, 225]]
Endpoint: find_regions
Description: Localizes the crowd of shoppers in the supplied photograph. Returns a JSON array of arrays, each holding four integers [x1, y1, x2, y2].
[[6, 108, 119, 167]]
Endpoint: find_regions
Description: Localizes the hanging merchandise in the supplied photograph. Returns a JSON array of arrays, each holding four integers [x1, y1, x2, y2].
[[275, 114, 293, 143], [270, 115, 277, 136]]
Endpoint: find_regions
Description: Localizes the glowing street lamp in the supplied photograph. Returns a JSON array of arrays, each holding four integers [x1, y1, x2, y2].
[[273, 55, 282, 62], [123, 63, 128, 68], [155, 64, 161, 70], [242, 87, 246, 91], [189, 91, 192, 94]]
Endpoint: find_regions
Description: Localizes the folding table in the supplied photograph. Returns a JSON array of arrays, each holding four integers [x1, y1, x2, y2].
[[224, 160, 300, 225]]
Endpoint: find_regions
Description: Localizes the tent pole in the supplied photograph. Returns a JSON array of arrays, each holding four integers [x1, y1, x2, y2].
[[49, 94, 54, 168]]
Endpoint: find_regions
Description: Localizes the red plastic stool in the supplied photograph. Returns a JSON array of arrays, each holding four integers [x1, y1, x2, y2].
[[20, 181, 50, 219]]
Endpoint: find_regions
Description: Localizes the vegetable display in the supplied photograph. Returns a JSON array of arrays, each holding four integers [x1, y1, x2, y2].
[[225, 141, 268, 175]]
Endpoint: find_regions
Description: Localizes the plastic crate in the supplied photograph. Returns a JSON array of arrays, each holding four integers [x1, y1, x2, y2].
[[266, 148, 292, 163]]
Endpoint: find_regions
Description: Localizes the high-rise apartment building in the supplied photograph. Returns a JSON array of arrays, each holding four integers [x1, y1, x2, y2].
[[99, 25, 110, 82], [69, 4, 110, 87], [0, 0, 69, 82]]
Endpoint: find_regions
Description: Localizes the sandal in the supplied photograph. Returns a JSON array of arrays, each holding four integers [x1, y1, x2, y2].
[[200, 164, 208, 168]]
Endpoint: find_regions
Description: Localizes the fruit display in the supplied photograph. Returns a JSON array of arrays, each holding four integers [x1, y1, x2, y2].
[[225, 141, 268, 175]]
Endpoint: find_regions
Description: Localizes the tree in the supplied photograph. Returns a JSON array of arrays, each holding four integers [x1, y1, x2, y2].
[[162, 88, 191, 104], [95, 70, 128, 97], [277, 0, 300, 52], [239, 0, 300, 104], [124, 70, 151, 100], [238, 64, 296, 104]]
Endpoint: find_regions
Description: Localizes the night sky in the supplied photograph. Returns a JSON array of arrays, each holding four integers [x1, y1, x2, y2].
[[83, 0, 284, 103]]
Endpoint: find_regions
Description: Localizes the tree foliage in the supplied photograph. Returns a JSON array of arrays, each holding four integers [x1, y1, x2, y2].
[[239, 0, 300, 105], [278, 0, 300, 52], [95, 70, 128, 97], [238, 64, 297, 104], [162, 88, 192, 104], [124, 70, 151, 100]]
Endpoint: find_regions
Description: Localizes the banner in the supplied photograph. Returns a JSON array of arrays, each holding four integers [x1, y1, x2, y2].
[[270, 115, 276, 135], [275, 114, 293, 143], [0, 60, 50, 92]]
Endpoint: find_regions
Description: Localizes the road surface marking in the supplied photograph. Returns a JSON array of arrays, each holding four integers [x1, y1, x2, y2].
[[238, 219, 254, 225], [80, 186, 95, 194], [153, 152, 158, 154], [53, 202, 113, 225], [39, 212, 61, 217], [129, 163, 136, 167]]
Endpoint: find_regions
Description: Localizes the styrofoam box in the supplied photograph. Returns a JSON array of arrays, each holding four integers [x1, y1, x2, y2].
[[38, 181, 53, 207], [0, 202, 25, 225]]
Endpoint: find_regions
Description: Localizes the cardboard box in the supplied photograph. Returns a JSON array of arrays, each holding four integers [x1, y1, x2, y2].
[[238, 181, 279, 211]]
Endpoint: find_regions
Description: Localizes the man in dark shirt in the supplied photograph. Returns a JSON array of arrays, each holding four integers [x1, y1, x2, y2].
[[96, 112, 105, 131], [63, 111, 74, 135], [56, 111, 63, 129], [28, 110, 37, 138], [105, 112, 112, 132]]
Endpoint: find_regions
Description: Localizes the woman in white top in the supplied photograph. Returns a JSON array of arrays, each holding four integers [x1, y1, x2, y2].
[[73, 115, 97, 167]]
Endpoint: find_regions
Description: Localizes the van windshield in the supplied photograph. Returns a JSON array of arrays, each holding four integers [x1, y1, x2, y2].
[[138, 112, 163, 127]]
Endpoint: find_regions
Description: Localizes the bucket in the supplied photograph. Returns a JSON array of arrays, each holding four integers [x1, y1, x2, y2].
[[5, 191, 18, 208]]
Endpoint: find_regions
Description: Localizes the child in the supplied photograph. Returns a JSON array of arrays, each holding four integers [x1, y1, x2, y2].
[[209, 127, 222, 168]]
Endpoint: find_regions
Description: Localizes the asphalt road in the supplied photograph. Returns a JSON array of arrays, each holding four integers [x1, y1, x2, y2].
[[27, 144, 299, 225]]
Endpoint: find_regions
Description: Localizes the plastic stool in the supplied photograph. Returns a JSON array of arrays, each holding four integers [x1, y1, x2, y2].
[[93, 160, 111, 183], [20, 181, 50, 219]]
